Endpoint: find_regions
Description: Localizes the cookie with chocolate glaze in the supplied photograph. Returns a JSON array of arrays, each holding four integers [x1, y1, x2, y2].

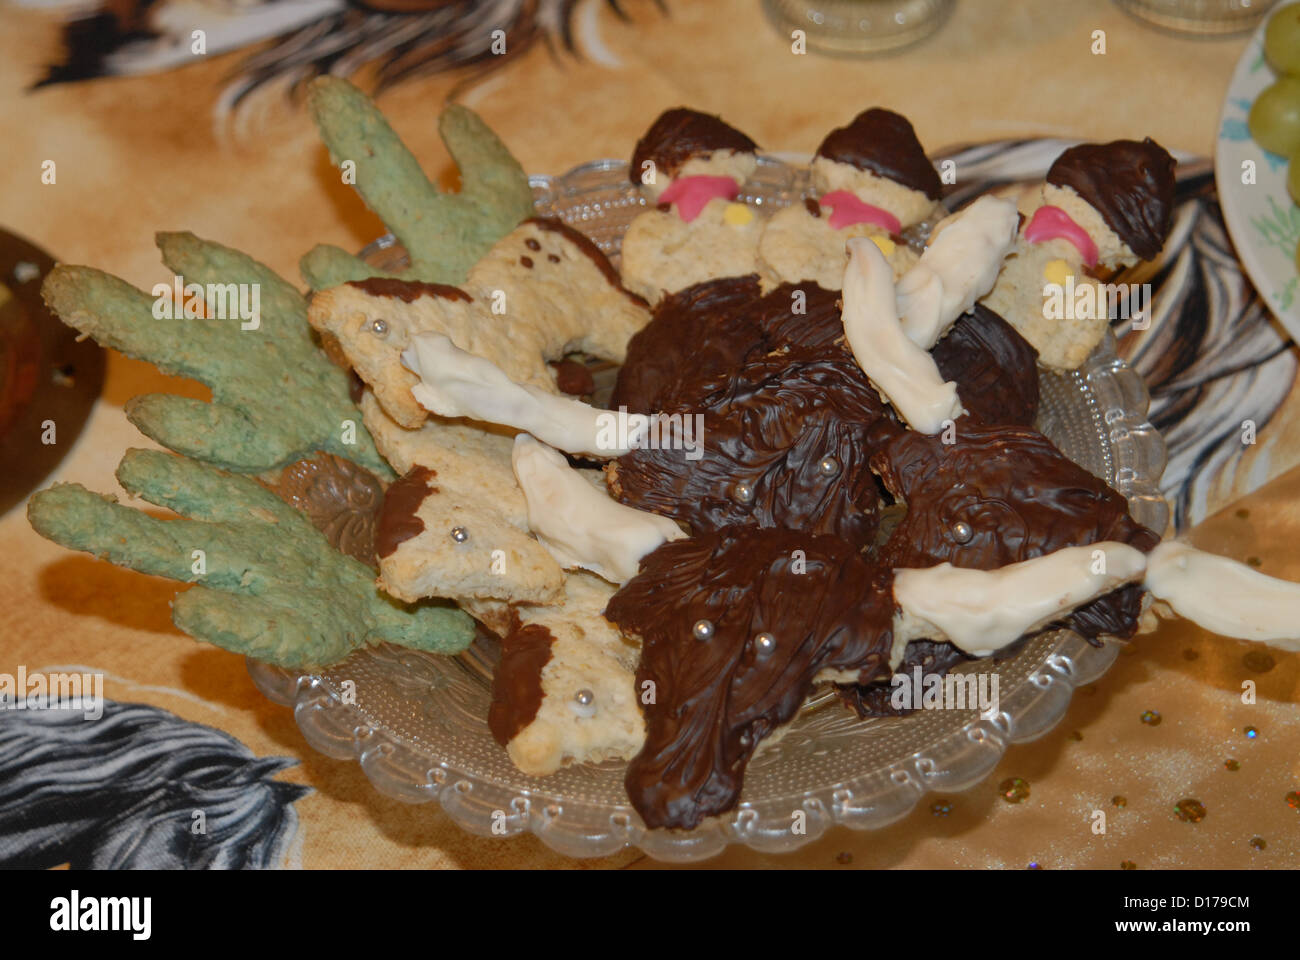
[[480, 572, 645, 777], [610, 275, 766, 413], [931, 304, 1040, 427], [608, 351, 894, 543], [871, 424, 1161, 640], [816, 108, 943, 202], [605, 526, 897, 830], [630, 107, 759, 186], [1045, 138, 1176, 262]]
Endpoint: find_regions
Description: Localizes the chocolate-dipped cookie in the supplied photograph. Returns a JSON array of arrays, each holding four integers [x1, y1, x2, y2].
[[932, 304, 1040, 427], [630, 107, 760, 187], [610, 275, 766, 414], [609, 350, 895, 544], [815, 107, 943, 202], [604, 526, 897, 829], [871, 424, 1161, 640], [1045, 138, 1176, 263]]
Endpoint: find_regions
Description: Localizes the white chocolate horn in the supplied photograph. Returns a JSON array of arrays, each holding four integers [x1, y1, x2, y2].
[[841, 237, 963, 434], [511, 434, 685, 584], [892, 542, 1149, 658], [403, 333, 648, 458], [896, 195, 1021, 349], [1145, 541, 1300, 649]]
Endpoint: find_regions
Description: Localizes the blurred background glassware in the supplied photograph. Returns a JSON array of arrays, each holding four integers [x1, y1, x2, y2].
[[762, 0, 955, 55], [1114, 0, 1279, 36]]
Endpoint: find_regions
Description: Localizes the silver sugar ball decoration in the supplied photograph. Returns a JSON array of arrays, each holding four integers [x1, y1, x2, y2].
[[574, 689, 594, 706], [370, 318, 389, 336], [450, 526, 469, 543], [951, 521, 973, 544], [731, 481, 755, 504], [818, 456, 840, 477], [755, 632, 776, 653], [693, 619, 715, 641]]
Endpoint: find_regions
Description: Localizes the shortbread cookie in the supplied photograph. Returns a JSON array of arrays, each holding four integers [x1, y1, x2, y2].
[[979, 138, 1176, 369], [481, 572, 645, 776], [375, 464, 564, 606], [621, 108, 769, 304], [759, 108, 946, 290], [302, 78, 535, 288], [42, 232, 390, 477], [978, 236, 1107, 370], [620, 199, 770, 304], [28, 449, 475, 669], [758, 203, 919, 289], [369, 401, 565, 606], [308, 217, 649, 429]]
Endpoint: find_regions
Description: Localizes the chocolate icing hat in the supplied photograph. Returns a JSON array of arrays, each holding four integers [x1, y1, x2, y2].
[[1045, 138, 1176, 261], [815, 107, 943, 201], [630, 107, 759, 185]]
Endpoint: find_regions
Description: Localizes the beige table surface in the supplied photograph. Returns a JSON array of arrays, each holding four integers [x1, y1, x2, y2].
[[2, 0, 1297, 868]]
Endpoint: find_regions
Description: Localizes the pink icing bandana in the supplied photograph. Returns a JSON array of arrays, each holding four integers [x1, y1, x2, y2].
[[819, 191, 902, 234], [1024, 205, 1099, 268], [658, 175, 740, 223]]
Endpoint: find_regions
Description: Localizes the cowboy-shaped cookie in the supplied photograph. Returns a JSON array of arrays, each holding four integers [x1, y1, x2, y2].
[[981, 138, 1176, 369], [620, 108, 770, 304], [759, 107, 946, 290]]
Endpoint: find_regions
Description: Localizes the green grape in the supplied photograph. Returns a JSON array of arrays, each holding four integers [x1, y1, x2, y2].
[[1250, 77, 1300, 156], [1265, 4, 1300, 76]]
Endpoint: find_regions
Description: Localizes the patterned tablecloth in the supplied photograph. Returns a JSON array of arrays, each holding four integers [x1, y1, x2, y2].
[[1, 0, 1297, 869]]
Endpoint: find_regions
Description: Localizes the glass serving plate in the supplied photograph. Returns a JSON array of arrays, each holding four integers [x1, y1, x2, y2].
[[247, 154, 1169, 862]]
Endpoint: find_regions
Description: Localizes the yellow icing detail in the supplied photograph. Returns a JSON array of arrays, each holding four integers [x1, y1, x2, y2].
[[723, 203, 753, 226], [1043, 258, 1072, 287], [870, 235, 897, 257]]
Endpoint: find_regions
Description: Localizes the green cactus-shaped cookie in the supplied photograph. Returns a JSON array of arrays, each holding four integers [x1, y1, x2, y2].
[[42, 232, 391, 478], [28, 449, 474, 668], [301, 77, 535, 290]]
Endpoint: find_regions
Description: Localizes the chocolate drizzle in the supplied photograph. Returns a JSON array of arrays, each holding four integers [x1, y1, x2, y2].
[[276, 452, 385, 567], [488, 616, 555, 746], [630, 107, 759, 184], [611, 351, 892, 543], [816, 108, 942, 201], [871, 424, 1160, 640], [347, 277, 473, 303], [1045, 138, 1176, 261], [605, 527, 896, 830], [932, 304, 1040, 427], [375, 465, 437, 559], [525, 217, 648, 307]]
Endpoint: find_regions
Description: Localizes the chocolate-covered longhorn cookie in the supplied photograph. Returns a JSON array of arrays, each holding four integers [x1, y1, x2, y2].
[[870, 423, 1162, 641], [604, 527, 898, 830], [607, 349, 897, 544], [980, 138, 1177, 370], [610, 275, 768, 414], [606, 525, 1149, 829], [621, 108, 771, 304], [758, 108, 947, 290]]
